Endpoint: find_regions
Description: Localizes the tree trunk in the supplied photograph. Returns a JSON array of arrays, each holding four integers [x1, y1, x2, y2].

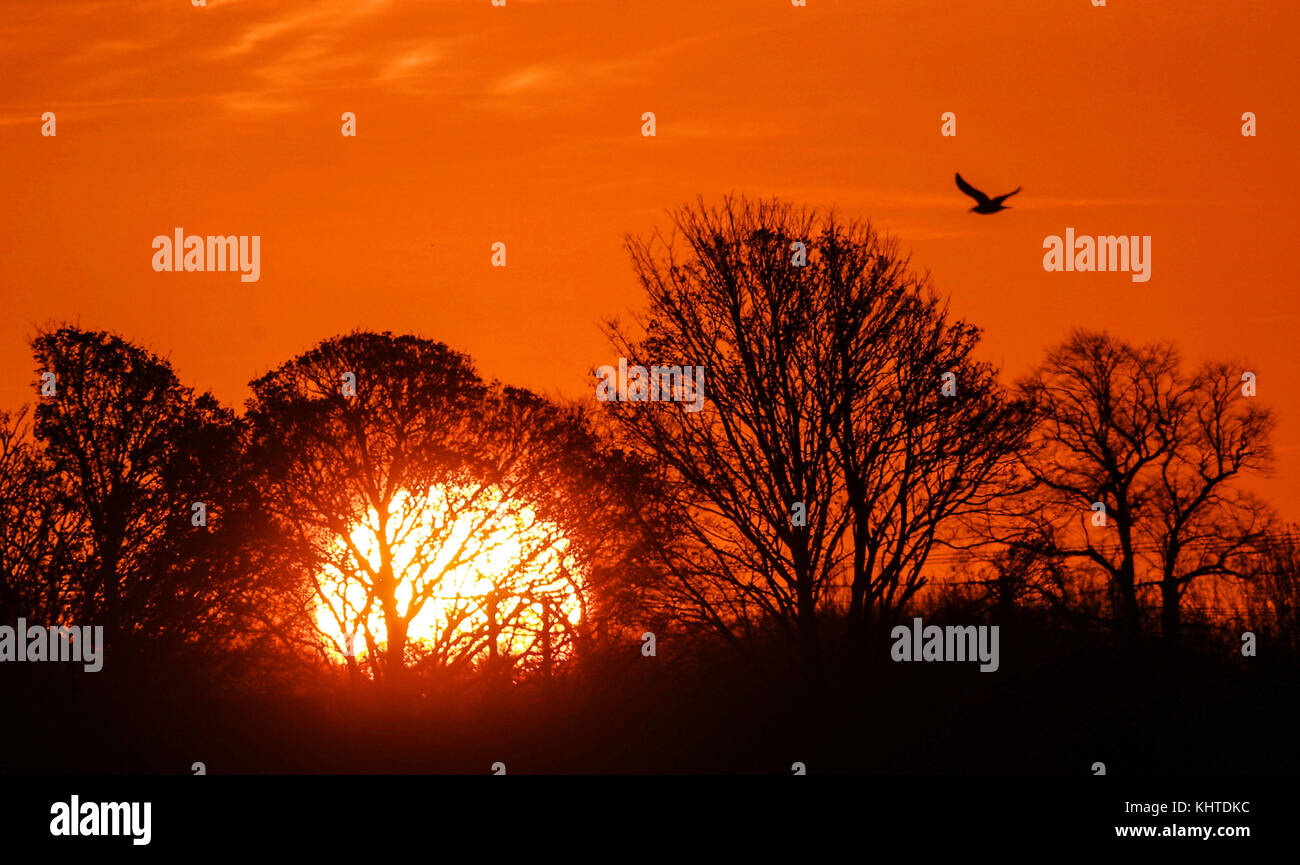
[[99, 545, 120, 649], [1115, 514, 1141, 642], [379, 585, 407, 684], [385, 617, 408, 682], [996, 567, 1016, 624], [846, 531, 868, 637], [1160, 576, 1181, 644], [794, 575, 821, 678], [1115, 567, 1140, 642]]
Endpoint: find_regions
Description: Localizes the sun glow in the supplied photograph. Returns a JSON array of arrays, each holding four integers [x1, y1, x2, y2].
[[312, 484, 585, 677]]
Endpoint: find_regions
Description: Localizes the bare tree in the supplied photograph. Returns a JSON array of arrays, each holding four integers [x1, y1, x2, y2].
[[603, 195, 1030, 666], [1241, 523, 1300, 650], [1017, 331, 1273, 641]]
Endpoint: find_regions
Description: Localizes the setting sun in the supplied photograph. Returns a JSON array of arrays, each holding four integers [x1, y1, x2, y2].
[[312, 484, 586, 678]]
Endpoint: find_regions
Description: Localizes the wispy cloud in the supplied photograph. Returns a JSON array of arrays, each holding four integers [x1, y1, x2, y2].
[[491, 64, 564, 96]]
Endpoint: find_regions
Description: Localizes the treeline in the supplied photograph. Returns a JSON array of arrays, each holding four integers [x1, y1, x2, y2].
[[0, 195, 1295, 699], [603, 195, 1292, 666], [0, 328, 651, 691]]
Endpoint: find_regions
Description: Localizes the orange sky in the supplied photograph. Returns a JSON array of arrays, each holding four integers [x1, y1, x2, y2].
[[1, 0, 1296, 513]]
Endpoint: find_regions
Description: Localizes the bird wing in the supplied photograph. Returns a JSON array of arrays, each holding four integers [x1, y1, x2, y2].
[[992, 187, 1022, 205], [955, 173, 991, 205]]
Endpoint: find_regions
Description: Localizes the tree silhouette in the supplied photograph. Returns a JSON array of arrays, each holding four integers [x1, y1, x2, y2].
[[248, 332, 485, 682], [604, 195, 1030, 667], [0, 407, 75, 624], [29, 326, 251, 659], [1016, 330, 1274, 641], [247, 332, 623, 686], [1243, 522, 1300, 650]]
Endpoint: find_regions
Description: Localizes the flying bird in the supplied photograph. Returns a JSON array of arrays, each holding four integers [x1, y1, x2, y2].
[[955, 173, 1021, 214]]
